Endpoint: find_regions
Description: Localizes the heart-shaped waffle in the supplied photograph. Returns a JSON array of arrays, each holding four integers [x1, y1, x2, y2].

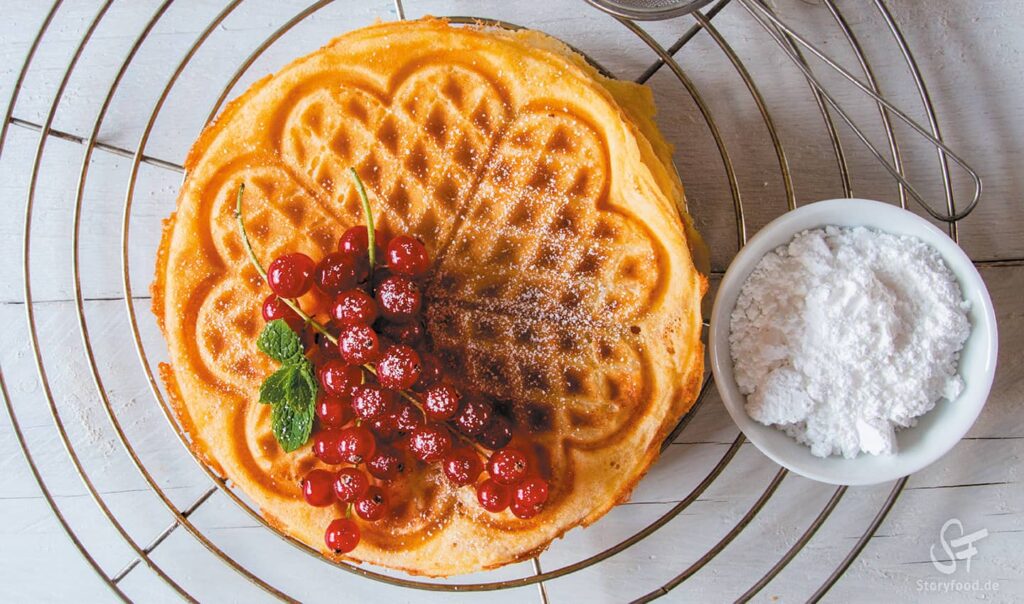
[[153, 18, 705, 576]]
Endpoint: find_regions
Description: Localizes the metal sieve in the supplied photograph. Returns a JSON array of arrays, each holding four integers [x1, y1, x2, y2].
[[584, 0, 717, 20]]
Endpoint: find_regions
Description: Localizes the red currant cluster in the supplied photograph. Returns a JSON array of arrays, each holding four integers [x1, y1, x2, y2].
[[258, 225, 550, 556]]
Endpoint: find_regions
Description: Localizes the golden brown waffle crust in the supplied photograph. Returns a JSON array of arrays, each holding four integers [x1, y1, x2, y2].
[[152, 17, 705, 577]]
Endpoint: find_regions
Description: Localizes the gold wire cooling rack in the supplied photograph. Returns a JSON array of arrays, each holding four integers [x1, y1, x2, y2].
[[0, 0, 985, 601]]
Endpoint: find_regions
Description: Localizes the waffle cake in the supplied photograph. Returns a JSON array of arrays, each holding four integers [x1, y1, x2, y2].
[[152, 18, 705, 576]]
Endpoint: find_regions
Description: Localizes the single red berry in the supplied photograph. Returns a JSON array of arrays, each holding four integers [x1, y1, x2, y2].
[[453, 397, 492, 436], [478, 415, 513, 450], [513, 476, 549, 508], [379, 320, 424, 346], [338, 324, 381, 364], [318, 360, 362, 398], [407, 425, 453, 463], [376, 345, 422, 391], [350, 384, 394, 421], [261, 294, 304, 331], [442, 448, 483, 486], [331, 289, 378, 326], [366, 448, 404, 481], [476, 479, 511, 513], [389, 403, 423, 433], [301, 469, 336, 507], [339, 225, 384, 259], [316, 394, 352, 428], [354, 486, 389, 521], [336, 425, 377, 464], [369, 413, 398, 441], [324, 518, 360, 554], [375, 275, 422, 321], [267, 252, 315, 298], [510, 498, 542, 520], [314, 252, 362, 295], [487, 448, 529, 485], [414, 353, 444, 391], [424, 384, 461, 421], [312, 429, 344, 465], [386, 235, 430, 277], [314, 330, 339, 358], [332, 467, 370, 502]]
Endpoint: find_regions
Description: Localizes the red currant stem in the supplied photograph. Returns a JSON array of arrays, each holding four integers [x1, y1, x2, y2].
[[233, 183, 267, 282], [348, 168, 376, 283], [345, 502, 353, 519], [235, 183, 339, 346]]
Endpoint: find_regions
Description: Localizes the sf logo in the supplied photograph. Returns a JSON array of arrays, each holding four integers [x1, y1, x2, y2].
[[930, 518, 988, 575]]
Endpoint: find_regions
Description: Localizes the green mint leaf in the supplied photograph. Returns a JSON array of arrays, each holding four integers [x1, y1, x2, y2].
[[269, 360, 317, 452], [259, 365, 294, 405], [257, 319, 304, 364]]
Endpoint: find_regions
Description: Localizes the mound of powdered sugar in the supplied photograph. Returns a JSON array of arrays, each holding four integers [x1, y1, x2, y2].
[[729, 226, 971, 458]]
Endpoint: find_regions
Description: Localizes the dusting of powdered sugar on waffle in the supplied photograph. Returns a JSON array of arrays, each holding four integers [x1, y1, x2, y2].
[[729, 226, 971, 459]]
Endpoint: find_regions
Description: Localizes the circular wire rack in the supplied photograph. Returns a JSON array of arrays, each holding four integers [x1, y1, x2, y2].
[[1, 0, 984, 602]]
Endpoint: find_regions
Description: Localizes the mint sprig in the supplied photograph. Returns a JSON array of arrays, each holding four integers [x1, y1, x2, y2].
[[256, 319, 317, 452], [269, 363, 317, 451], [257, 319, 305, 364]]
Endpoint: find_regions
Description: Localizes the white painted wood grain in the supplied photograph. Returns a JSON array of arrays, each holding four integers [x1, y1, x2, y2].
[[1, 0, 1021, 602]]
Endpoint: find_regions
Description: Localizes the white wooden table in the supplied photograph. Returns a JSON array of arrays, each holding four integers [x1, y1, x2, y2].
[[1, 1, 1021, 602]]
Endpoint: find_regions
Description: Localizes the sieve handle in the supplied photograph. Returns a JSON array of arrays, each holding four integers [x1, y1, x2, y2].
[[738, 0, 981, 223]]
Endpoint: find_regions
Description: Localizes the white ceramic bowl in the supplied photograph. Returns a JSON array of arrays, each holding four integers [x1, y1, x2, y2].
[[709, 199, 998, 485]]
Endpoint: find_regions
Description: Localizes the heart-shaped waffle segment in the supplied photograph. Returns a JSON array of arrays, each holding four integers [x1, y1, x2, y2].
[[153, 18, 705, 576]]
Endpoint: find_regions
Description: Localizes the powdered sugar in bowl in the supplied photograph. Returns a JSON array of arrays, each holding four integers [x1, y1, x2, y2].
[[709, 199, 998, 486]]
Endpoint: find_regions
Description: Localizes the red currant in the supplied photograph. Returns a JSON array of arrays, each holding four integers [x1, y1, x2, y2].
[[442, 448, 483, 486], [317, 360, 361, 398], [316, 394, 352, 428], [487, 448, 529, 485], [350, 384, 394, 420], [314, 330, 339, 358], [301, 469, 336, 507], [312, 429, 344, 465], [453, 397, 492, 436], [476, 479, 511, 513], [375, 275, 422, 321], [513, 476, 549, 507], [423, 384, 461, 421], [338, 324, 381, 364], [261, 294, 304, 331], [332, 467, 369, 502], [336, 425, 377, 464], [366, 448, 403, 481], [478, 415, 513, 450], [414, 353, 444, 391], [314, 252, 362, 295], [339, 225, 384, 259], [379, 320, 424, 346], [354, 486, 389, 521], [324, 518, 360, 554], [407, 425, 453, 463], [510, 498, 542, 520], [369, 413, 398, 441], [385, 235, 430, 277], [389, 403, 424, 433], [267, 252, 315, 298], [376, 345, 422, 391], [331, 289, 378, 326]]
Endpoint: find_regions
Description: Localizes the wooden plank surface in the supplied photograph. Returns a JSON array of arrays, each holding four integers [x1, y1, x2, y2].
[[1, 0, 1021, 602]]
